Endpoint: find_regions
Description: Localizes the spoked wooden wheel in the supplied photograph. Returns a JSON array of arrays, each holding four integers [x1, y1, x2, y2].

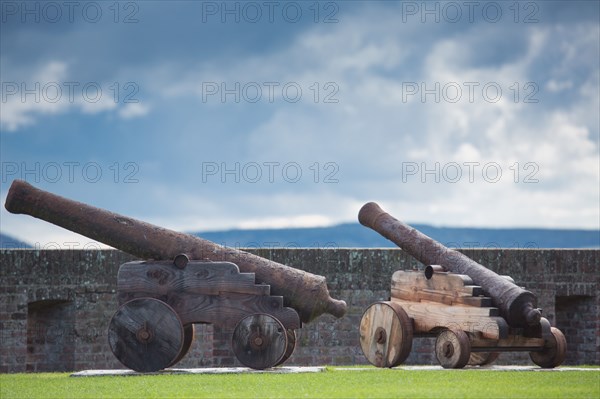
[[231, 314, 288, 370], [530, 327, 567, 368], [359, 301, 413, 368], [108, 298, 184, 372], [275, 329, 297, 367], [168, 324, 196, 368], [435, 329, 471, 369], [468, 352, 500, 367]]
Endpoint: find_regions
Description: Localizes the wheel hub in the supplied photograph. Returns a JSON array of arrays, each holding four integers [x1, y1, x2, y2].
[[375, 327, 387, 344], [136, 322, 154, 344], [443, 341, 454, 358], [250, 332, 267, 350]]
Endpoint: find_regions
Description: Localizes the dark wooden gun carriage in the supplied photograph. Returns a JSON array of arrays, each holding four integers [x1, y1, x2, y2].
[[108, 255, 301, 371]]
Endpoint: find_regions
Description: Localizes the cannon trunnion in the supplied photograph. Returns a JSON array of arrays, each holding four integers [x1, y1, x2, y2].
[[109, 255, 300, 371]]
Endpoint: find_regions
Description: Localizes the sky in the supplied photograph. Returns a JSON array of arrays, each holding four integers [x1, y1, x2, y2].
[[1, 1, 599, 248]]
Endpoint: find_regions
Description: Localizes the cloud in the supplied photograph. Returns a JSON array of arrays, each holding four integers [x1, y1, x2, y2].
[[0, 60, 149, 132], [171, 8, 598, 228], [118, 102, 150, 119], [546, 79, 573, 92], [1, 1, 598, 246], [1, 61, 69, 131], [237, 215, 333, 229]]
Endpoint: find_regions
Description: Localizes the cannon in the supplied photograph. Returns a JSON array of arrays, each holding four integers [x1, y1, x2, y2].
[[5, 180, 347, 371], [358, 202, 566, 369]]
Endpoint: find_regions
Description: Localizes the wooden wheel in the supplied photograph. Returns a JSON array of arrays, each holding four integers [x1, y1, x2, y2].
[[108, 298, 184, 372], [435, 329, 471, 369], [231, 314, 288, 370], [274, 329, 297, 367], [359, 301, 413, 368], [530, 327, 567, 368], [468, 352, 500, 366], [168, 324, 196, 368]]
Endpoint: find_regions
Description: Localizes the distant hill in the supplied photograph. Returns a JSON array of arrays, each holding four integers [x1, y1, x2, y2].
[[194, 223, 600, 249], [0, 233, 31, 248], [1, 224, 598, 249]]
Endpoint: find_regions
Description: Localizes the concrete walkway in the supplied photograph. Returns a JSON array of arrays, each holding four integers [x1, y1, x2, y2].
[[71, 365, 598, 377], [71, 366, 325, 377], [335, 366, 600, 372]]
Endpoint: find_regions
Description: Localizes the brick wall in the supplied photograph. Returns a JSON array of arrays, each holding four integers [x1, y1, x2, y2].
[[0, 248, 598, 372]]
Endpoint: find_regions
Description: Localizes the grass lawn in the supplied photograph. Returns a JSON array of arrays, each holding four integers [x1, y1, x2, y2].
[[1, 367, 598, 399]]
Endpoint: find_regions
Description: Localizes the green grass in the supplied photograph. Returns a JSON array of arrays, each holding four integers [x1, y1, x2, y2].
[[1, 367, 598, 399]]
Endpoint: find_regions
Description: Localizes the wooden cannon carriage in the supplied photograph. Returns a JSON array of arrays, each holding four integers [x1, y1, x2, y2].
[[358, 203, 567, 369], [5, 180, 347, 371], [109, 254, 301, 371]]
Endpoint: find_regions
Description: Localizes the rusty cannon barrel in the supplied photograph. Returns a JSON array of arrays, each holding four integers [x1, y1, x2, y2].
[[358, 202, 541, 328], [5, 180, 347, 323]]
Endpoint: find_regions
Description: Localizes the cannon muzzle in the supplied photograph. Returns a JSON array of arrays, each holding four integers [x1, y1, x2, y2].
[[5, 180, 347, 323], [359, 202, 541, 327]]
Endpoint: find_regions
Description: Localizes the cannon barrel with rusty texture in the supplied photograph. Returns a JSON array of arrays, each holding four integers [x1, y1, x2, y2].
[[4, 180, 347, 323], [358, 202, 541, 328]]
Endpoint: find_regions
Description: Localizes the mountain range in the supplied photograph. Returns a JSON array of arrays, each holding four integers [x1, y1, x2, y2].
[[193, 223, 599, 249], [0, 233, 32, 248], [1, 223, 598, 250]]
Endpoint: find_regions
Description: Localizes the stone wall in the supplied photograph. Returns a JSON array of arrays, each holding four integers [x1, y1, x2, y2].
[[0, 248, 598, 372]]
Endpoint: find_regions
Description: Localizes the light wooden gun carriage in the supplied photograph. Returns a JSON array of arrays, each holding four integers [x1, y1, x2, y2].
[[358, 202, 566, 369], [5, 180, 347, 371]]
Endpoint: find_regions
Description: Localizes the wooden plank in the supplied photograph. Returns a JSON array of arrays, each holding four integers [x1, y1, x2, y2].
[[464, 286, 485, 297], [392, 270, 482, 297], [391, 286, 494, 308], [391, 298, 507, 340], [117, 261, 271, 298], [470, 334, 545, 350]]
